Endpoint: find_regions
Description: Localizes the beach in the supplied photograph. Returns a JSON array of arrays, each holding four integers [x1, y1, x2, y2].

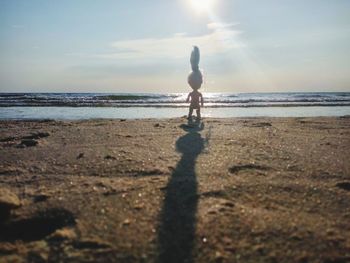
[[0, 117, 349, 262]]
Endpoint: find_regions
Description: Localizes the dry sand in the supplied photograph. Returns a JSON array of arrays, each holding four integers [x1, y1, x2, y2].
[[0, 117, 349, 263]]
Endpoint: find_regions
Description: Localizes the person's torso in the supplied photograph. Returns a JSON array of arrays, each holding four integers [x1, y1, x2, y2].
[[191, 92, 200, 105]]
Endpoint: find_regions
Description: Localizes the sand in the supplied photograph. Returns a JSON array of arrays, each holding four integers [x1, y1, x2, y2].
[[0, 117, 349, 263]]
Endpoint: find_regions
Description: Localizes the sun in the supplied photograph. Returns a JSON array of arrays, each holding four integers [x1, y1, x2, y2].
[[189, 0, 215, 14]]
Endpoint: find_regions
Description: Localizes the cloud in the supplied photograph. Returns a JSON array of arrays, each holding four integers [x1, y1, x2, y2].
[[207, 22, 240, 30], [95, 22, 243, 60]]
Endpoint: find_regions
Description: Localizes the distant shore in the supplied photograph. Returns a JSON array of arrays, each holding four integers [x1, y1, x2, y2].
[[0, 117, 349, 262]]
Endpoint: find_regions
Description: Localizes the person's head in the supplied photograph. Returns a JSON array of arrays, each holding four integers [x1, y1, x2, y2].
[[188, 70, 203, 90]]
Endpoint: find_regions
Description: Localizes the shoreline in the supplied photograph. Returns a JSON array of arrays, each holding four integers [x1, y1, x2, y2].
[[1, 115, 350, 122], [1, 106, 350, 120], [0, 117, 349, 262]]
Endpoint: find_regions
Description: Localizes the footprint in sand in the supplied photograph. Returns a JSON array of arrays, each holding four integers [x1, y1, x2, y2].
[[0, 208, 75, 242], [0, 136, 16, 143], [206, 199, 235, 215], [336, 182, 350, 191], [15, 131, 50, 148], [228, 164, 270, 174], [22, 132, 50, 140], [201, 190, 227, 199], [243, 122, 272, 128], [72, 239, 112, 250], [252, 122, 272, 127]]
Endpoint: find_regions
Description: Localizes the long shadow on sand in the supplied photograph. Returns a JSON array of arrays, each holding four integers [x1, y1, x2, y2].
[[157, 120, 205, 263]]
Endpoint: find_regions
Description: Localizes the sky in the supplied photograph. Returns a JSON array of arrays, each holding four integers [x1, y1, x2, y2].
[[0, 0, 349, 93]]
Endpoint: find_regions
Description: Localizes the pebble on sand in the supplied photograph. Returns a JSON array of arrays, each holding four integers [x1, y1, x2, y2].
[[49, 228, 77, 241], [77, 153, 84, 159], [0, 187, 21, 218]]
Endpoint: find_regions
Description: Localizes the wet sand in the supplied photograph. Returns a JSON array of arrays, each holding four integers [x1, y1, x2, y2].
[[0, 117, 349, 262]]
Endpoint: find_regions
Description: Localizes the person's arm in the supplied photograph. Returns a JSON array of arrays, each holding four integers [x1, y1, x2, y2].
[[200, 93, 204, 106], [186, 93, 191, 103]]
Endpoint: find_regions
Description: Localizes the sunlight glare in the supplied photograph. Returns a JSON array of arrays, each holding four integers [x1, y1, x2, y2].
[[189, 0, 215, 14]]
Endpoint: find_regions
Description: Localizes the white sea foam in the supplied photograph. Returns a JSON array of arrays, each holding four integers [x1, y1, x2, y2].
[[0, 92, 349, 108]]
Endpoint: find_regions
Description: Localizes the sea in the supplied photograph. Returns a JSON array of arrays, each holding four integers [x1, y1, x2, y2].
[[0, 92, 349, 119]]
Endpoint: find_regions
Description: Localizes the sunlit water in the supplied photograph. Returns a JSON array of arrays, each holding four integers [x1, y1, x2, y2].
[[1, 92, 349, 119], [0, 106, 349, 120], [1, 92, 350, 107]]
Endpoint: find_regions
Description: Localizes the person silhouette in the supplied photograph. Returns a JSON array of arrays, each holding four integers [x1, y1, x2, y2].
[[186, 46, 204, 120]]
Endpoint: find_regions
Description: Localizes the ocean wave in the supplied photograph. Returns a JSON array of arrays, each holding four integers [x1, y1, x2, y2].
[[1, 102, 350, 108], [1, 92, 349, 108], [96, 94, 172, 101]]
